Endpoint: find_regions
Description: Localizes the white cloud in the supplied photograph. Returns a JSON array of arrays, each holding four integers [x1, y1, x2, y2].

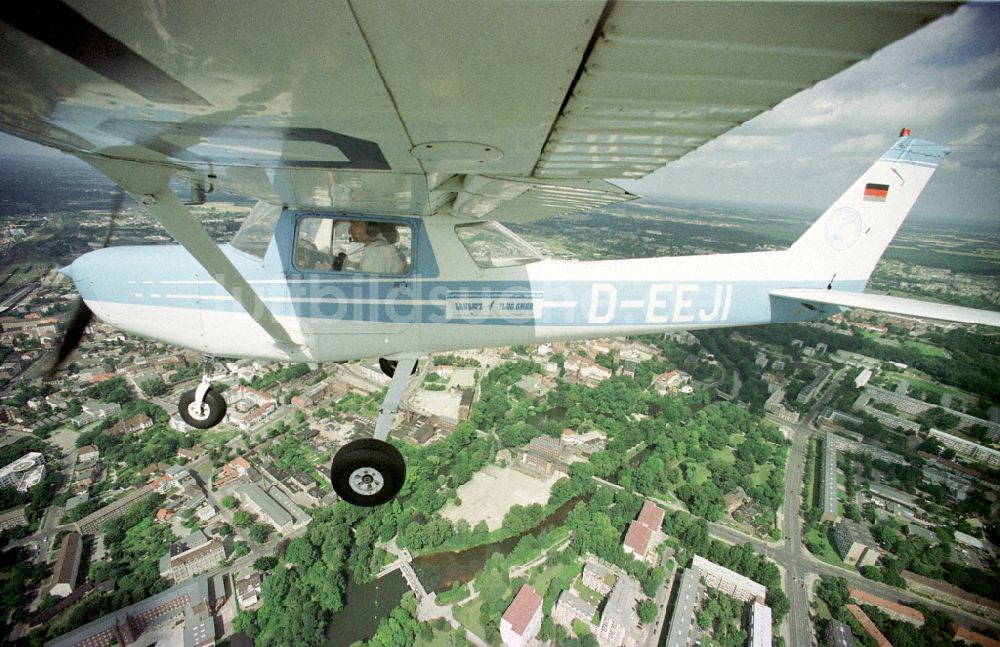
[[829, 135, 888, 155], [626, 4, 1000, 221], [706, 135, 792, 153], [953, 123, 994, 146]]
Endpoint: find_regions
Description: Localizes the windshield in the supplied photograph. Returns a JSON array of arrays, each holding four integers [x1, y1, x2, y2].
[[230, 201, 282, 258], [455, 221, 543, 268]]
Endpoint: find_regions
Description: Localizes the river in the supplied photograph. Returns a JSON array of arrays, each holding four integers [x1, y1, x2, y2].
[[411, 495, 582, 593], [323, 570, 408, 647], [323, 491, 581, 644]]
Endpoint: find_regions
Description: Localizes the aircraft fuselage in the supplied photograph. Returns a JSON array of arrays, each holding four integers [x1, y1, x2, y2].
[[63, 211, 840, 363]]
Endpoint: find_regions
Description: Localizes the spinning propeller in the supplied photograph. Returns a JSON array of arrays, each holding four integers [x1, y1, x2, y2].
[[49, 191, 125, 373]]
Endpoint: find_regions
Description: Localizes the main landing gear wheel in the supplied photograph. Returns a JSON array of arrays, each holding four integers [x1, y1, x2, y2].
[[379, 357, 418, 378], [178, 388, 227, 429], [330, 438, 406, 507]]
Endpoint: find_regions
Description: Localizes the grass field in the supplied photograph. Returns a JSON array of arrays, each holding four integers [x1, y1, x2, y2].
[[685, 462, 711, 487], [895, 371, 964, 398], [813, 597, 833, 621], [414, 629, 452, 647], [712, 447, 736, 465], [202, 427, 240, 446], [804, 527, 851, 570], [453, 598, 488, 642], [749, 463, 772, 487], [901, 340, 950, 359], [574, 581, 605, 605], [526, 561, 570, 601]]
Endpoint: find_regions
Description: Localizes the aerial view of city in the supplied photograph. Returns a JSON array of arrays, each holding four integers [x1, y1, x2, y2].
[[0, 148, 997, 647], [0, 2, 999, 646]]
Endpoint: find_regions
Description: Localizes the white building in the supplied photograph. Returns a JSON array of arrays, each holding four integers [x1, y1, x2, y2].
[[749, 601, 772, 647], [81, 401, 121, 418], [954, 531, 984, 551], [77, 445, 99, 464], [500, 584, 543, 647], [195, 504, 217, 523], [553, 590, 597, 630], [929, 429, 1000, 467], [0, 452, 46, 492], [691, 555, 767, 603], [236, 572, 263, 608], [597, 576, 638, 647]]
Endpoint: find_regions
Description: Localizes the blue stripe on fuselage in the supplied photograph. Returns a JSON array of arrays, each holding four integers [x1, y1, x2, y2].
[[84, 273, 866, 327]]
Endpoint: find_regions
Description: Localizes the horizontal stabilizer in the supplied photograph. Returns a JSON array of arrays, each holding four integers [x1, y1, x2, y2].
[[770, 288, 1000, 327]]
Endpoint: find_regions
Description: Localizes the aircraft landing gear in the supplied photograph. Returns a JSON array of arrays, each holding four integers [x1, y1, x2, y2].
[[331, 356, 417, 506], [330, 438, 406, 506], [178, 366, 227, 429]]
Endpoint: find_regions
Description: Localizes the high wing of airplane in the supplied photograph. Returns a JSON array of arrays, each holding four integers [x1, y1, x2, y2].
[[0, 2, 960, 214], [3, 1, 997, 507]]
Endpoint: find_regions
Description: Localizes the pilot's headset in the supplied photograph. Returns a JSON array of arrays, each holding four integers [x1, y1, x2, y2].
[[366, 221, 380, 238]]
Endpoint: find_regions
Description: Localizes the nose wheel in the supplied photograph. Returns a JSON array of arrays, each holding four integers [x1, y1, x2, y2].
[[178, 387, 227, 428], [331, 438, 406, 507], [178, 364, 227, 429]]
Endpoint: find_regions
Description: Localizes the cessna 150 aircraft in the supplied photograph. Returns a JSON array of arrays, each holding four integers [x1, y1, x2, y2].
[[1, 2, 997, 505]]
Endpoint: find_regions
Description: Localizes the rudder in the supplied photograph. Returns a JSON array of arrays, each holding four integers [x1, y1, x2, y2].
[[788, 131, 949, 290]]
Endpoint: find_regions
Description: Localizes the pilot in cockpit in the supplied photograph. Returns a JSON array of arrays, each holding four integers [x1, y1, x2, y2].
[[342, 221, 406, 275]]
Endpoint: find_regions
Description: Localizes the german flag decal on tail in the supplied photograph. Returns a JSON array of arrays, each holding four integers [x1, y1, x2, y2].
[[864, 183, 889, 202]]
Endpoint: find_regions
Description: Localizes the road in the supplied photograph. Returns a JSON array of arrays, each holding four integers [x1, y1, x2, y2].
[[0, 281, 39, 313], [650, 364, 1000, 643], [779, 423, 812, 647], [769, 365, 846, 646], [702, 380, 1000, 641], [709, 520, 999, 634]]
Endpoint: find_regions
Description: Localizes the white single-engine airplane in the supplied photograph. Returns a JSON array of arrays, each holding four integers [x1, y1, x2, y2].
[[1, 1, 997, 505]]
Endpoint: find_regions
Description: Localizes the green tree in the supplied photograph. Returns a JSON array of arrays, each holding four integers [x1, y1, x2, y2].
[[860, 565, 883, 582], [140, 378, 169, 397], [285, 537, 316, 565], [249, 522, 272, 543], [815, 576, 849, 609], [233, 510, 255, 528], [637, 599, 657, 624]]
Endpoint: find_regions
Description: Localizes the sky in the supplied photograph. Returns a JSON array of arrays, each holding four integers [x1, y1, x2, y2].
[[1, 4, 998, 223], [619, 3, 1000, 223]]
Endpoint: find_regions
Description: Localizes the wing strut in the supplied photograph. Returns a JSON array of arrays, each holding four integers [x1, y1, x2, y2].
[[373, 356, 419, 441], [137, 188, 298, 350], [80, 153, 298, 352]]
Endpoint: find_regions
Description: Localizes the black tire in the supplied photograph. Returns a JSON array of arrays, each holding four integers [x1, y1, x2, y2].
[[178, 388, 227, 429], [330, 438, 406, 507], [378, 357, 417, 378]]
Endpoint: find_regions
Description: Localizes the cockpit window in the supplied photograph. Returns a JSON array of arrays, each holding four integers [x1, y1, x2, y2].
[[455, 221, 543, 268], [294, 217, 411, 275], [230, 201, 282, 258]]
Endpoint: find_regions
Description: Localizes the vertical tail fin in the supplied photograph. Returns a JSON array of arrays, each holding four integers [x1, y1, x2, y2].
[[788, 132, 949, 290]]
